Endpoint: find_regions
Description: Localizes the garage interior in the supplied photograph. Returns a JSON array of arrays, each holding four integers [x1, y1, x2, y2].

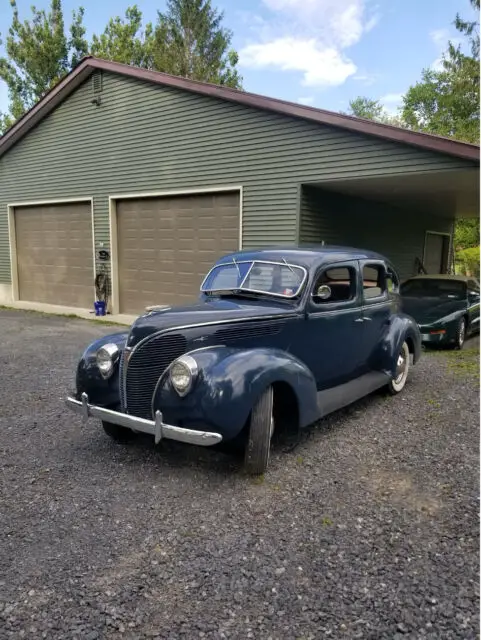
[[300, 166, 480, 280]]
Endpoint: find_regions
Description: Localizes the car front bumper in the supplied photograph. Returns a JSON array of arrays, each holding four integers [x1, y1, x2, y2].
[[65, 392, 223, 447]]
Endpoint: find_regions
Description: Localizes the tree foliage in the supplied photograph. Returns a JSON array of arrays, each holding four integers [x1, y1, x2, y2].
[[402, 0, 480, 143], [0, 0, 88, 122], [153, 0, 242, 88], [0, 0, 242, 135], [343, 96, 405, 127], [89, 6, 154, 68]]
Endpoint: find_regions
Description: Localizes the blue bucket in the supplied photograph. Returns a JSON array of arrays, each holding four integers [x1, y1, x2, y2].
[[94, 300, 106, 316]]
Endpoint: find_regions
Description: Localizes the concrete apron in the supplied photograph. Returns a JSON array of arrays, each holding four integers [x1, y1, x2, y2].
[[2, 300, 141, 326]]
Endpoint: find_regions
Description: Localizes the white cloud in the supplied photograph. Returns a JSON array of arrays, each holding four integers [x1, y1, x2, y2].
[[352, 71, 379, 86], [240, 38, 357, 87], [430, 28, 450, 48], [429, 27, 462, 71], [239, 0, 380, 88], [297, 96, 315, 106], [380, 92, 404, 115], [381, 92, 404, 104]]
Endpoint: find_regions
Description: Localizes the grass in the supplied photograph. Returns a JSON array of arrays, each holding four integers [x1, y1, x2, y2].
[[425, 345, 480, 379]]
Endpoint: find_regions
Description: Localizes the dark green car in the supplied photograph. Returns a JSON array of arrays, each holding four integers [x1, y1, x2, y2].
[[400, 275, 480, 349]]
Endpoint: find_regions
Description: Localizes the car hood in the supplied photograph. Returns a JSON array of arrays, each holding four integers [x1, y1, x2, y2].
[[126, 297, 298, 347], [400, 296, 465, 325]]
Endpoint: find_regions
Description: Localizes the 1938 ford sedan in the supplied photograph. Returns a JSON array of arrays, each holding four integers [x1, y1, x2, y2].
[[66, 246, 422, 474]]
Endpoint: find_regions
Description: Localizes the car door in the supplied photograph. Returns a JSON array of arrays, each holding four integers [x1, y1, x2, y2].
[[358, 260, 394, 367], [300, 260, 365, 390]]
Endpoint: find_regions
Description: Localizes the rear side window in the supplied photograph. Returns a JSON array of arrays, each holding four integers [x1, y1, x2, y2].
[[468, 279, 480, 293], [312, 266, 357, 303], [363, 264, 387, 300], [386, 267, 399, 293]]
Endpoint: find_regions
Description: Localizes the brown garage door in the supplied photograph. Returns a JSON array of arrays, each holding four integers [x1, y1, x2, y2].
[[117, 191, 240, 313], [15, 202, 94, 308]]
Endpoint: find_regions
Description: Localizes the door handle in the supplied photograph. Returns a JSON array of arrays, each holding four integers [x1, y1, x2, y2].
[[363, 317, 373, 322], [355, 318, 364, 323]]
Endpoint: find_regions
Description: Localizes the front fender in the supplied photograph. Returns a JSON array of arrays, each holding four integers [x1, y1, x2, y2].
[[75, 331, 129, 406], [153, 346, 319, 441], [379, 313, 422, 377]]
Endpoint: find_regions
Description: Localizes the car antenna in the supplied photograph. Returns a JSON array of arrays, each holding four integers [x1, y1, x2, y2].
[[232, 257, 241, 275]]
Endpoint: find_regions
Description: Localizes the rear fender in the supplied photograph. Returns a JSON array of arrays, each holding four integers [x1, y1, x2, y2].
[[153, 346, 319, 441], [377, 314, 422, 377]]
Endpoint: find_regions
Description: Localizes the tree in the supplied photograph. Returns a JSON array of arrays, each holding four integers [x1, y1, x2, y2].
[[90, 6, 154, 68], [345, 97, 385, 121], [0, 0, 243, 135], [0, 0, 88, 127], [152, 0, 242, 88], [402, 0, 480, 143], [343, 96, 406, 127]]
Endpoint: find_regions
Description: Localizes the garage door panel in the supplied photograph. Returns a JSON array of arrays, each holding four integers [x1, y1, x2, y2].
[[15, 203, 94, 308], [117, 191, 239, 313]]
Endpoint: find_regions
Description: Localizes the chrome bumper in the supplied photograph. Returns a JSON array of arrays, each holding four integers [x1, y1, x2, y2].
[[66, 392, 223, 446]]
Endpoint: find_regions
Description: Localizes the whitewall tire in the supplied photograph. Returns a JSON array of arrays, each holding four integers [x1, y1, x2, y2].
[[388, 341, 410, 395]]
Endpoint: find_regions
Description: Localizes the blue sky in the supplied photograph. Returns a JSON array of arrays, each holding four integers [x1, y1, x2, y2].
[[0, 0, 477, 116]]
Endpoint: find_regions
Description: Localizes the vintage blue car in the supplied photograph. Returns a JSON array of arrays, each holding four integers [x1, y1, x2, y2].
[[66, 246, 422, 475], [400, 274, 480, 349]]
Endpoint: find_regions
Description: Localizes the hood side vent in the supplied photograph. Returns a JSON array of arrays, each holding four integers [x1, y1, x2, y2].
[[214, 320, 285, 343]]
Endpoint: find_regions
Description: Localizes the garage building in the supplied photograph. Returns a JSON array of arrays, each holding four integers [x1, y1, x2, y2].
[[0, 57, 478, 315]]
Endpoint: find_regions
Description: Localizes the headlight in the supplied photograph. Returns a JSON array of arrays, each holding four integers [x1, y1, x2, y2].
[[170, 355, 198, 396], [96, 343, 120, 379]]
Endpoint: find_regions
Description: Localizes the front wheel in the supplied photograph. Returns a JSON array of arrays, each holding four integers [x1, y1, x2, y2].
[[454, 317, 466, 350], [102, 421, 138, 444], [388, 341, 410, 395], [244, 386, 274, 475]]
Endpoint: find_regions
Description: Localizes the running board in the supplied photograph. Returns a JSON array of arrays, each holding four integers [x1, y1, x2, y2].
[[317, 371, 390, 418]]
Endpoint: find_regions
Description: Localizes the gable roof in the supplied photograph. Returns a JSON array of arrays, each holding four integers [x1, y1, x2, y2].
[[0, 56, 479, 162]]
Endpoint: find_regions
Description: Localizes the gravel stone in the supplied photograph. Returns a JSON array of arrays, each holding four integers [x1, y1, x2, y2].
[[0, 309, 479, 639]]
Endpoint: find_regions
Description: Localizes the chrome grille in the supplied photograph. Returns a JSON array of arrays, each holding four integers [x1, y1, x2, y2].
[[124, 333, 187, 419], [119, 351, 127, 411]]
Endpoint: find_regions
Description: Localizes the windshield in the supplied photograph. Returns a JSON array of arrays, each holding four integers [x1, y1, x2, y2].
[[400, 278, 466, 300], [201, 259, 307, 299]]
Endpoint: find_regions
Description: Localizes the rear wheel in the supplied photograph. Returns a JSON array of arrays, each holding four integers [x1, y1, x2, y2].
[[102, 421, 138, 443], [454, 318, 466, 350], [388, 341, 410, 395], [244, 386, 274, 476]]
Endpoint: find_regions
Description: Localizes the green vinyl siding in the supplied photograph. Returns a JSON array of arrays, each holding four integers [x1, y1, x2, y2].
[[0, 70, 474, 283], [299, 185, 454, 280]]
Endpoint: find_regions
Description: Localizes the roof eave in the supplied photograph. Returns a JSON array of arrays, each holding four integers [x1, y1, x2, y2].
[[0, 60, 95, 158], [0, 56, 479, 162]]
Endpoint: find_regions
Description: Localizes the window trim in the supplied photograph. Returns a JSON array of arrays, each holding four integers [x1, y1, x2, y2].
[[360, 260, 389, 304], [309, 261, 360, 310], [200, 259, 308, 300]]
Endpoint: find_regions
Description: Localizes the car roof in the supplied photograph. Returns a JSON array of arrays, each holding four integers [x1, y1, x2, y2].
[[217, 245, 389, 270], [405, 274, 476, 283]]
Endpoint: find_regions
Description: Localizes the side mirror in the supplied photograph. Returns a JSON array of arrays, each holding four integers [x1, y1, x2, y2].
[[315, 284, 332, 300]]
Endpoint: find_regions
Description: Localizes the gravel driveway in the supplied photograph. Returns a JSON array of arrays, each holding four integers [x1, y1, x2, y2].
[[0, 309, 479, 640]]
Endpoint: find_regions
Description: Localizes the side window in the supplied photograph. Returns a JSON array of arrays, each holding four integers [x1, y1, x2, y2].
[[468, 279, 480, 294], [386, 267, 399, 293], [362, 264, 387, 300], [312, 266, 357, 304]]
